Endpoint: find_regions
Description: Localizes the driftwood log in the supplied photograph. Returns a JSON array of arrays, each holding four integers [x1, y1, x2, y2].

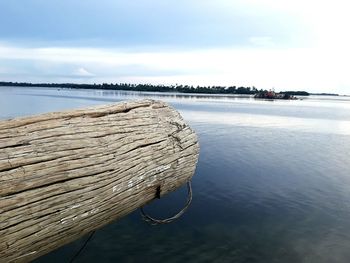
[[0, 100, 199, 262]]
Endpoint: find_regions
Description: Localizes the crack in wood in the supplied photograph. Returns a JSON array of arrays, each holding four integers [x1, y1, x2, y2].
[[0, 100, 199, 262]]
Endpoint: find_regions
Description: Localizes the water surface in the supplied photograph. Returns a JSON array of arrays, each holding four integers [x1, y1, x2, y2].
[[1, 86, 350, 263]]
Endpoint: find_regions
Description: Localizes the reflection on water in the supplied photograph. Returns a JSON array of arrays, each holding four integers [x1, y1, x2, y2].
[[1, 86, 350, 263], [183, 111, 350, 135]]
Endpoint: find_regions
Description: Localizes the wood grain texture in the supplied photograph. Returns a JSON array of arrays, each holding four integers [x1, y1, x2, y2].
[[0, 100, 199, 262]]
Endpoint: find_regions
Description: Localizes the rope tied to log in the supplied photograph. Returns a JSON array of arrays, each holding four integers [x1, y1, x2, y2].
[[69, 181, 193, 262], [140, 181, 193, 225], [69, 231, 95, 263], [0, 100, 199, 262]]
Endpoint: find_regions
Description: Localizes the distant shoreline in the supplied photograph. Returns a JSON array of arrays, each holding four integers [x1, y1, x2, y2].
[[0, 81, 341, 96], [0, 81, 267, 95], [310, 93, 339, 96]]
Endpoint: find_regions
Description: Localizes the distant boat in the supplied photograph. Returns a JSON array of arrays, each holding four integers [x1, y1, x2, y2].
[[254, 90, 297, 100]]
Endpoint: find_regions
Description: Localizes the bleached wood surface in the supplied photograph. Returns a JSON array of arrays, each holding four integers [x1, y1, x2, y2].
[[0, 100, 199, 262]]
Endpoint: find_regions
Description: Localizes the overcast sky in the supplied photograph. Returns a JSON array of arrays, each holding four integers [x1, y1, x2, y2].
[[0, 0, 349, 93]]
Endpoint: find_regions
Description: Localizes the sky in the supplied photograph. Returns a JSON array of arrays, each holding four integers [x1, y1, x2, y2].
[[0, 0, 349, 94]]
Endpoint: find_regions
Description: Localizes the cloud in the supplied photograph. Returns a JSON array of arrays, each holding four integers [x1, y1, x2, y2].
[[249, 37, 275, 47], [73, 67, 95, 78], [1, 0, 349, 51], [0, 43, 349, 94], [0, 0, 310, 49], [0, 1, 349, 94]]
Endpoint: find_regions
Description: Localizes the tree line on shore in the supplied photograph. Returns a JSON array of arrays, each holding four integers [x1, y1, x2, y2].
[[0, 81, 310, 96]]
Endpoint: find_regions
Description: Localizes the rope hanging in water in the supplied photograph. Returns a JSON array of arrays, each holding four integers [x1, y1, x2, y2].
[[140, 181, 193, 225], [69, 231, 95, 263], [69, 181, 193, 261]]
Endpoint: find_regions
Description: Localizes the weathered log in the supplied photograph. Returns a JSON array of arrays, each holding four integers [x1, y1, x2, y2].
[[0, 100, 199, 262]]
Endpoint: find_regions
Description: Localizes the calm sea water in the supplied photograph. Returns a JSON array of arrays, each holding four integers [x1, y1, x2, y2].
[[2, 86, 350, 263]]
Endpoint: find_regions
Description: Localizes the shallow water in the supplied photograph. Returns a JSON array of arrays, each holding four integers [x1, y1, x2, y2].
[[1, 87, 350, 263]]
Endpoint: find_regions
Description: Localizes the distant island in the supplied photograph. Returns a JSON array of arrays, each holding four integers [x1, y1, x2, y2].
[[0, 81, 313, 96]]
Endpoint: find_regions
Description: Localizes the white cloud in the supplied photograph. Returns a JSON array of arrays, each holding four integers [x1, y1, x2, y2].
[[240, 0, 350, 47], [73, 67, 95, 77], [0, 43, 349, 94], [249, 37, 275, 47]]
